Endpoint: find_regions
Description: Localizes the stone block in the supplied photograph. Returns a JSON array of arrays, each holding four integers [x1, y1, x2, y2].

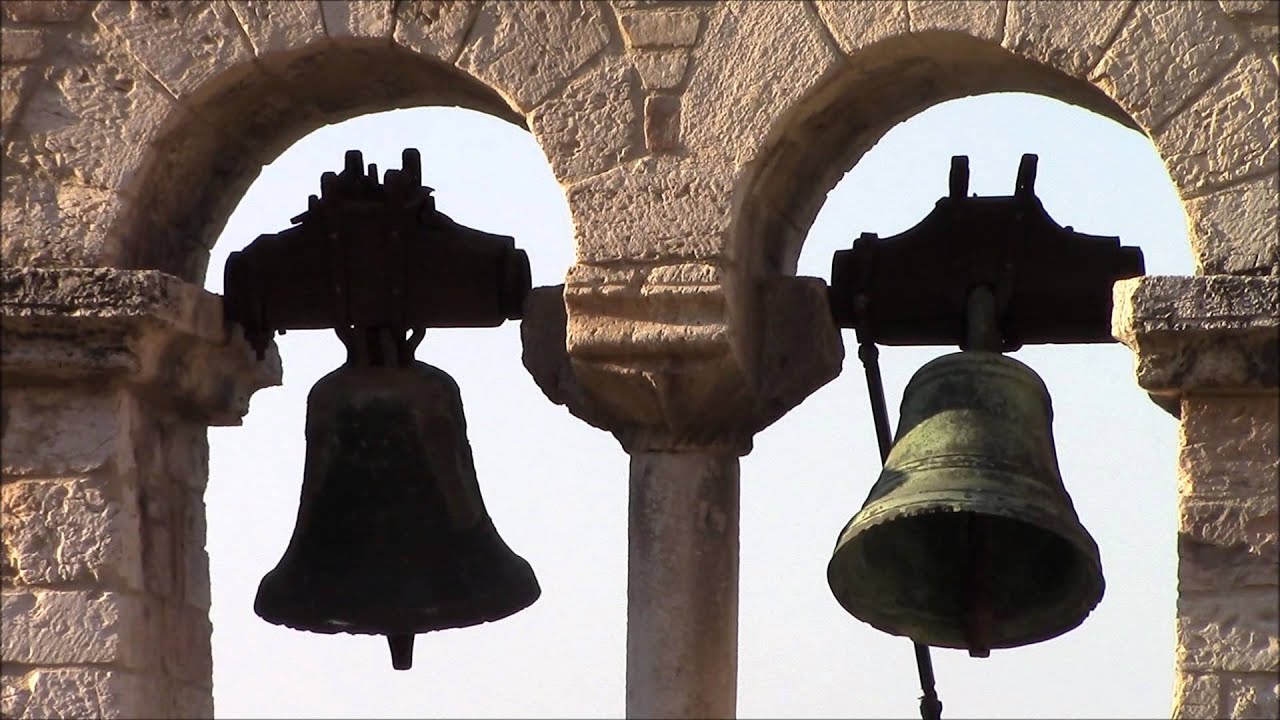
[[1173, 672, 1222, 719], [1, 1, 89, 23], [0, 29, 46, 64], [619, 10, 702, 48], [1177, 588, 1280, 672], [528, 56, 641, 182], [322, 0, 395, 39], [681, 1, 841, 166], [16, 26, 177, 196], [0, 161, 127, 269], [1226, 673, 1280, 719], [173, 684, 214, 718], [1157, 53, 1278, 196], [1180, 396, 1279, 498], [644, 93, 681, 154], [1185, 173, 1279, 276], [1, 387, 129, 477], [0, 590, 150, 669], [19, 668, 152, 719], [1180, 498, 1278, 556], [458, 0, 610, 112], [1, 477, 144, 590], [814, 0, 908, 56], [1091, 1, 1244, 131], [1, 65, 39, 131], [1180, 535, 1278, 591], [908, 0, 1006, 42], [91, 1, 255, 103], [1003, 0, 1134, 79], [631, 49, 690, 90], [566, 157, 734, 263], [225, 0, 327, 57], [394, 0, 481, 62]]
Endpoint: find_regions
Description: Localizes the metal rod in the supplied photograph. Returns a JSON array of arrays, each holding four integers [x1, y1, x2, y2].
[[855, 334, 943, 720]]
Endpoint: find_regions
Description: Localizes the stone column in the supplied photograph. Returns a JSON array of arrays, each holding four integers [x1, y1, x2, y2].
[[1, 269, 279, 719], [1113, 275, 1279, 720], [627, 451, 740, 719], [522, 270, 844, 718]]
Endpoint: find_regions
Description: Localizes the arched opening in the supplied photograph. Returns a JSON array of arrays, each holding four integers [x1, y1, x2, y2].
[[739, 91, 1189, 717], [732, 31, 1138, 281], [120, 41, 522, 281], [203, 106, 626, 717]]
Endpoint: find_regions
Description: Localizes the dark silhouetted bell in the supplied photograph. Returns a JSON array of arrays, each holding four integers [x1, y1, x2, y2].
[[255, 332, 539, 670], [827, 351, 1103, 656]]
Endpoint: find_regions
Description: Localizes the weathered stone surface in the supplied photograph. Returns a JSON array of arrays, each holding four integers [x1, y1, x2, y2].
[[1112, 275, 1280, 401], [1003, 0, 1134, 79], [0, 29, 46, 64], [1, 64, 39, 130], [1178, 588, 1279, 672], [1180, 498, 1278, 557], [814, 0, 909, 56], [908, 0, 1006, 42], [15, 669, 151, 719], [1186, 174, 1279, 276], [0, 169, 125, 269], [1180, 396, 1279, 499], [528, 57, 641, 182], [1, 388, 129, 477], [1, 268, 282, 424], [393, 0, 482, 63], [1227, 673, 1280, 719], [1091, 1, 1244, 131], [15, 26, 177, 196], [321, 0, 395, 39], [619, 10, 703, 48], [682, 1, 841, 166], [631, 49, 690, 89], [567, 157, 735, 262], [1173, 671, 1222, 719], [0, 590, 149, 668], [1, 477, 144, 590], [644, 93, 681, 153], [92, 1, 255, 103], [458, 0, 610, 112], [626, 451, 738, 718], [225, 0, 327, 57], [1157, 53, 1278, 196], [1, 1, 89, 23], [543, 267, 842, 452]]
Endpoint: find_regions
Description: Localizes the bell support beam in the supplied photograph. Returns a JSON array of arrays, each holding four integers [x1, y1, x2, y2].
[[522, 269, 844, 718], [1112, 274, 1279, 720], [1, 267, 280, 719]]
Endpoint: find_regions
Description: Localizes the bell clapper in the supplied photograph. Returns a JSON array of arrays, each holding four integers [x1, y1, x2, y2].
[[388, 633, 415, 671]]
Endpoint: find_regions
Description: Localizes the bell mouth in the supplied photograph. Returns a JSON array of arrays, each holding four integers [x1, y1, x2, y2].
[[253, 517, 542, 637], [828, 506, 1104, 651]]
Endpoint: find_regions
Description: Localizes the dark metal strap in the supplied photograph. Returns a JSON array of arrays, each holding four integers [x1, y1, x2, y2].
[[855, 336, 943, 720]]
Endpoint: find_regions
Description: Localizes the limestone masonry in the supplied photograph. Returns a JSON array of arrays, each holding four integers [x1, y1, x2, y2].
[[1, 1, 1277, 718]]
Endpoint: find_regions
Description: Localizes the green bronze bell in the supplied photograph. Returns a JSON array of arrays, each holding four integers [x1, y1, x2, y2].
[[255, 329, 540, 671], [827, 351, 1104, 655]]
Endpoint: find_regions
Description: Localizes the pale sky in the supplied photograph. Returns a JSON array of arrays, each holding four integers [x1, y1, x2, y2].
[[204, 92, 1190, 719]]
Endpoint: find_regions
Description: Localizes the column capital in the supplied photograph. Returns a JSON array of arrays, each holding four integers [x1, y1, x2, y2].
[[2, 267, 280, 425], [521, 263, 844, 455], [1112, 275, 1279, 415]]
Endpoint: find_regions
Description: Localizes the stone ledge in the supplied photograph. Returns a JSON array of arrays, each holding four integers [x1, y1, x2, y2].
[[1, 267, 281, 425], [522, 270, 843, 454], [1112, 275, 1279, 415]]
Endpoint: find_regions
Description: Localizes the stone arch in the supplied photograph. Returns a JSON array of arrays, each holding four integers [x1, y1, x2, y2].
[[729, 0, 1277, 280], [2, 0, 636, 282]]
